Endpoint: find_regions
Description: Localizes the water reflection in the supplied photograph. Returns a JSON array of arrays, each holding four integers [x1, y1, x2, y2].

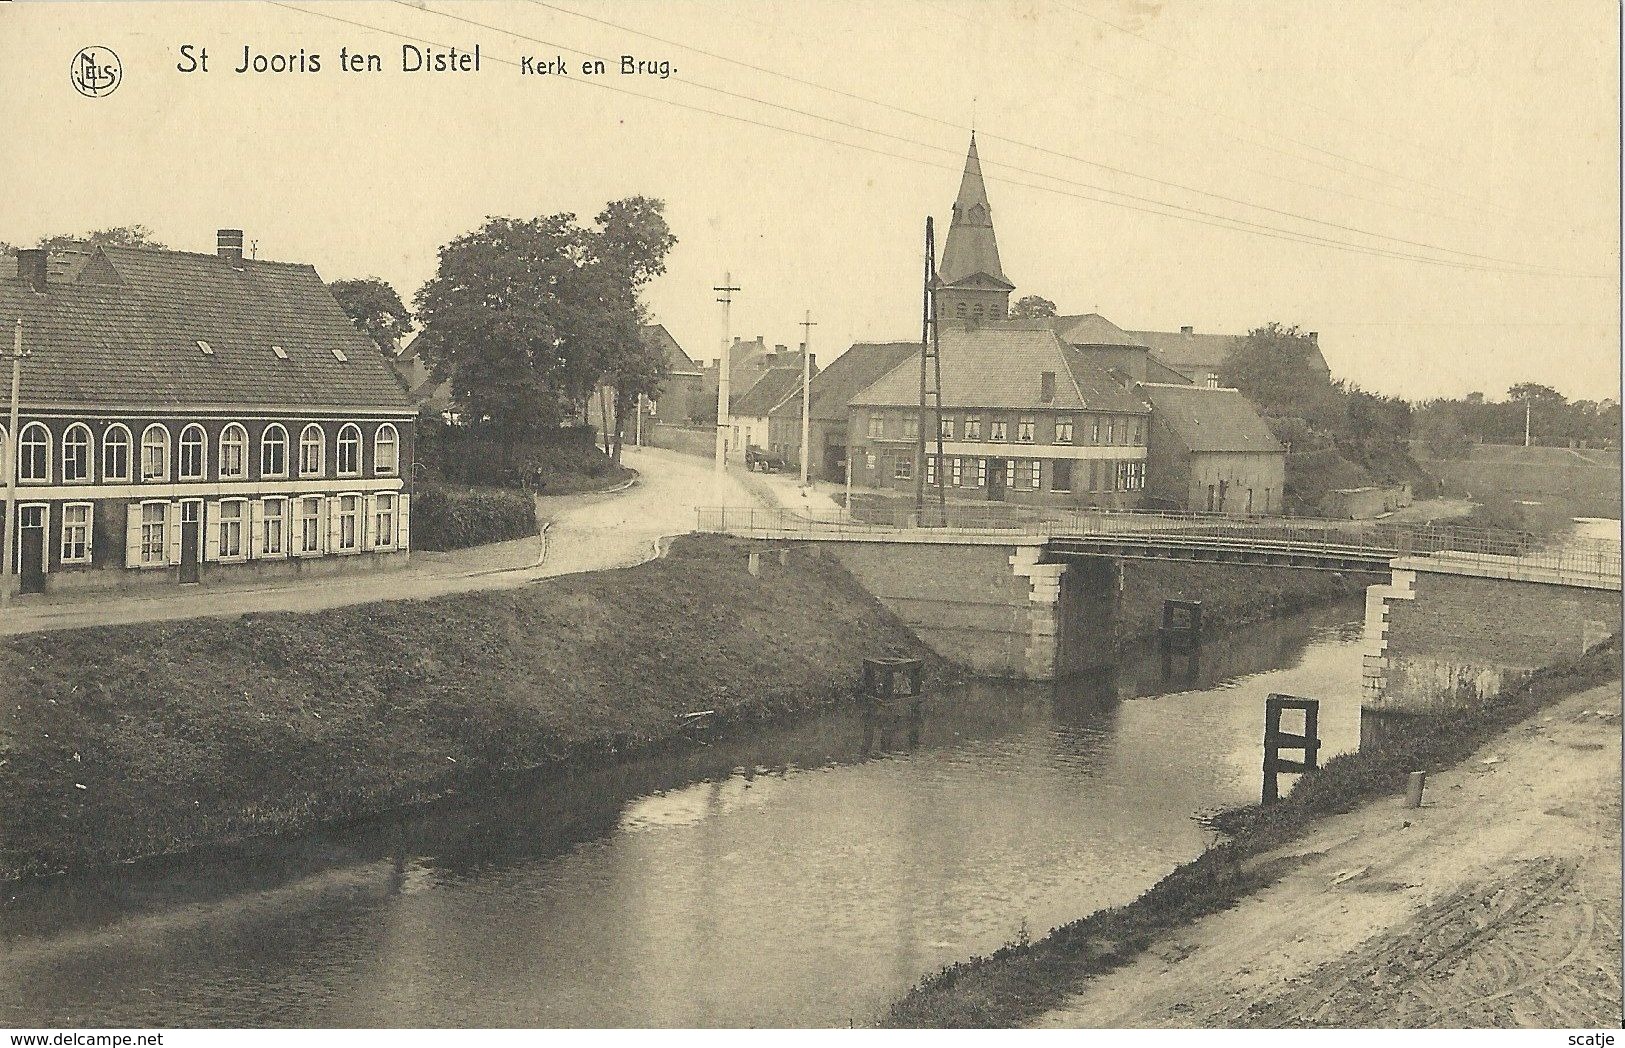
[[2, 601, 1367, 1028]]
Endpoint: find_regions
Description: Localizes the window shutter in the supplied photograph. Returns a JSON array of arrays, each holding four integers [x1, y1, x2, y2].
[[249, 500, 264, 560], [124, 503, 142, 568], [166, 503, 182, 566], [327, 496, 342, 553], [362, 493, 377, 551], [396, 493, 410, 550], [204, 502, 221, 563]]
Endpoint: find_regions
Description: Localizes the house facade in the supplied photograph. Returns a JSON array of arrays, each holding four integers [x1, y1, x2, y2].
[[0, 233, 416, 597], [770, 341, 918, 483], [1138, 383, 1286, 514], [1126, 326, 1332, 389], [847, 326, 1152, 508]]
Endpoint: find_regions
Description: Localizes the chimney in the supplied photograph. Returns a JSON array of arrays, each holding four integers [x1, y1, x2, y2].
[[15, 249, 47, 293], [732, 336, 742, 347], [1180, 325, 1194, 337], [1308, 331, 1319, 343], [774, 343, 787, 355], [217, 228, 245, 263]]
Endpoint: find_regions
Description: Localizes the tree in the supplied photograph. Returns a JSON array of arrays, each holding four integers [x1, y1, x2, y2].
[[329, 277, 414, 356], [591, 197, 677, 464], [7, 225, 167, 253], [1009, 294, 1057, 319], [1507, 382, 1566, 406], [1221, 322, 1338, 425]]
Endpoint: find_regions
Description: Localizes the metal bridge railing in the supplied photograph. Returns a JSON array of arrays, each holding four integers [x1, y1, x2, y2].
[[695, 505, 1623, 582]]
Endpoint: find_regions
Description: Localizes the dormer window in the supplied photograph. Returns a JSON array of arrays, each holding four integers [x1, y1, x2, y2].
[[197, 340, 214, 356], [272, 345, 289, 360], [331, 347, 348, 362]]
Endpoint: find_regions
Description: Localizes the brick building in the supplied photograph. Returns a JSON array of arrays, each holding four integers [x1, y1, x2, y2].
[[770, 341, 917, 482], [0, 232, 416, 596], [1138, 383, 1285, 514], [847, 325, 1151, 507]]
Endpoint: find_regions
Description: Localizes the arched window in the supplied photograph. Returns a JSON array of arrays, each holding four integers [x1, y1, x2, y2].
[[373, 423, 399, 475], [219, 423, 248, 479], [141, 424, 170, 481], [299, 424, 325, 477], [178, 424, 207, 480], [336, 423, 362, 476], [62, 424, 93, 482], [261, 423, 288, 478], [103, 424, 132, 482], [18, 423, 49, 483]]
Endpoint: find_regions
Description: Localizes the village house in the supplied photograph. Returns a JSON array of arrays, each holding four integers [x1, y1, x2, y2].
[[770, 341, 917, 482], [728, 362, 814, 465], [0, 231, 416, 597], [584, 322, 707, 440], [1138, 382, 1286, 514], [1125, 325, 1332, 389], [847, 325, 1152, 507]]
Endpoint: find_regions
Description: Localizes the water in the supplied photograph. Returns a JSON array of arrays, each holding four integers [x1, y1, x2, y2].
[[1, 602, 1367, 1028]]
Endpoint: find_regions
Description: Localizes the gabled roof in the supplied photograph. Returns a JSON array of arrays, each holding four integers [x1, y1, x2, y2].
[[0, 245, 413, 414], [774, 341, 920, 422], [731, 366, 807, 419], [642, 322, 700, 375], [1144, 354, 1194, 385], [1125, 328, 1241, 373], [936, 135, 1014, 292], [1049, 313, 1148, 348], [1138, 383, 1283, 454], [851, 325, 1148, 414]]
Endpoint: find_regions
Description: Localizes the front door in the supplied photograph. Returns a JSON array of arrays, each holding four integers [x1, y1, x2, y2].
[[987, 458, 1007, 502], [18, 506, 45, 595], [179, 501, 202, 585]]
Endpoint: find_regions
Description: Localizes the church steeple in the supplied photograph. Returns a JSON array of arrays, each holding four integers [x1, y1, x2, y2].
[[936, 134, 1014, 325]]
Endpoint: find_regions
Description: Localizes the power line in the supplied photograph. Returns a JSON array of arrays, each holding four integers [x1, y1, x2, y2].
[[400, 0, 1584, 275], [268, 2, 1603, 278]]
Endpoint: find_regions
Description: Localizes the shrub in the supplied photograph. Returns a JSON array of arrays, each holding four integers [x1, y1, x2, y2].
[[411, 484, 538, 551]]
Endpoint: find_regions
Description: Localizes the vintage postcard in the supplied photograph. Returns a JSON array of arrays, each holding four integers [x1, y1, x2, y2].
[[0, 0, 1619, 1038]]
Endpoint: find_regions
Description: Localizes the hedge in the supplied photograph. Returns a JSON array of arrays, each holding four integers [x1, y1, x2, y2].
[[411, 484, 539, 551]]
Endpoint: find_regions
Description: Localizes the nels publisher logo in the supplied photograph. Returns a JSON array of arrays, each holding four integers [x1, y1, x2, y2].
[[70, 46, 122, 97]]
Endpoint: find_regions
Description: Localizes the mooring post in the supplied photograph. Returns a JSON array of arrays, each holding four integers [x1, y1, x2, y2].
[[1405, 771, 1426, 808], [747, 552, 761, 576], [778, 548, 789, 567], [1263, 694, 1321, 804]]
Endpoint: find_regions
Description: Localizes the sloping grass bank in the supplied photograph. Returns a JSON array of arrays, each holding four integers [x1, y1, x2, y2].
[[882, 634, 1622, 1028], [0, 536, 940, 882]]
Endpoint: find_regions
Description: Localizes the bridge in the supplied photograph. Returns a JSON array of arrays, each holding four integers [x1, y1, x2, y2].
[[696, 505, 1622, 695]]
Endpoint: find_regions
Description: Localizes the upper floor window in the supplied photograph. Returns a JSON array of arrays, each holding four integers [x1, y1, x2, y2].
[[103, 424, 132, 482], [62, 423, 92, 482], [902, 416, 919, 441], [299, 424, 325, 476], [336, 424, 362, 476], [1017, 418, 1035, 443], [867, 415, 884, 440], [374, 423, 399, 475], [964, 417, 982, 441], [18, 422, 49, 483], [1104, 418, 1116, 446], [178, 424, 207, 480], [1132, 417, 1144, 445], [219, 424, 248, 480], [262, 424, 288, 478], [141, 424, 170, 481], [1090, 417, 1101, 445], [989, 419, 1008, 442], [1055, 418, 1074, 444], [940, 417, 955, 441]]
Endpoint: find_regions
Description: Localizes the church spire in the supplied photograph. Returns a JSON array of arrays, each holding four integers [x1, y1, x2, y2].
[[936, 134, 1014, 324]]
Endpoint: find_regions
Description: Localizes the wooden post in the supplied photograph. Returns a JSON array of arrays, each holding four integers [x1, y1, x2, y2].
[[1405, 771, 1426, 808], [778, 548, 789, 567], [747, 551, 760, 576], [1263, 694, 1320, 804]]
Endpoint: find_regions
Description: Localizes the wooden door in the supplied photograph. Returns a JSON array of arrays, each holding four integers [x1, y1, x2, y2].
[[18, 507, 45, 595], [179, 501, 202, 584]]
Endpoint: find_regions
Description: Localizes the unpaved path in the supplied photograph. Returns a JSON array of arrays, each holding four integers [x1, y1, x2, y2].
[[1036, 680, 1623, 1029]]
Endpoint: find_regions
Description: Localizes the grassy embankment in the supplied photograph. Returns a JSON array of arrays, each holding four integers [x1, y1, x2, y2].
[[1117, 560, 1368, 647], [0, 536, 940, 882], [881, 634, 1622, 1028]]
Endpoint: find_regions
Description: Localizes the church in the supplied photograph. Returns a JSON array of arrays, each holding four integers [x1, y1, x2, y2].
[[839, 135, 1287, 515]]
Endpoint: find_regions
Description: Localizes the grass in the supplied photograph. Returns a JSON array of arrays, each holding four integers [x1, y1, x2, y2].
[[0, 535, 943, 882], [881, 634, 1622, 1028]]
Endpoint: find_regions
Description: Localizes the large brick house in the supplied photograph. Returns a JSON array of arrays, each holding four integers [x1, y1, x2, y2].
[[847, 325, 1152, 507], [0, 232, 416, 597]]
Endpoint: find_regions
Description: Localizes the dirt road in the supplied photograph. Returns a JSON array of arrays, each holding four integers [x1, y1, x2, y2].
[[1036, 680, 1623, 1029]]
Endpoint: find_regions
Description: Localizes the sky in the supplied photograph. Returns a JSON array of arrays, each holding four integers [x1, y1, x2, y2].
[[2, 0, 1619, 402]]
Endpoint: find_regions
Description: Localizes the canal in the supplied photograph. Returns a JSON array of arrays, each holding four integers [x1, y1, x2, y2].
[[2, 600, 1367, 1028]]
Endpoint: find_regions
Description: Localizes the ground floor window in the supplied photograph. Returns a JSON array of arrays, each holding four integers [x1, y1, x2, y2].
[[974, 458, 986, 487], [218, 500, 246, 559], [1027, 460, 1042, 489], [1051, 459, 1073, 492], [924, 456, 937, 486], [893, 455, 913, 482], [140, 503, 167, 565], [262, 498, 286, 556], [61, 503, 92, 564], [950, 457, 963, 486], [299, 497, 323, 554], [336, 495, 361, 552], [372, 493, 396, 549]]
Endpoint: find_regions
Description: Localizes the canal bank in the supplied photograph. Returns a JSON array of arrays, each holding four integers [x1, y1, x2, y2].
[[880, 633, 1621, 1028]]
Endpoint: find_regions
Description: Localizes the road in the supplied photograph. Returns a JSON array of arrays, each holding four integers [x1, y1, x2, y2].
[[1035, 679, 1623, 1029], [0, 446, 758, 636]]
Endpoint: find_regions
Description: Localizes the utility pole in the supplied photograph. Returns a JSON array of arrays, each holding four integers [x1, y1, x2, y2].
[[916, 217, 946, 526], [1524, 398, 1532, 447], [799, 310, 816, 486], [635, 392, 645, 447], [2, 319, 24, 608], [713, 272, 740, 473]]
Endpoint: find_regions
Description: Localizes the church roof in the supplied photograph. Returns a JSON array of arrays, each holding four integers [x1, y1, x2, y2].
[[936, 135, 1014, 292]]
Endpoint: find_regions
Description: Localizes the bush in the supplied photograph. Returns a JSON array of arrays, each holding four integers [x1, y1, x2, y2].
[[411, 484, 538, 551]]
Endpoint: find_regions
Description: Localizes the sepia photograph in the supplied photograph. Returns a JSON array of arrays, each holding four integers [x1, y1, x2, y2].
[[0, 0, 1620, 1038]]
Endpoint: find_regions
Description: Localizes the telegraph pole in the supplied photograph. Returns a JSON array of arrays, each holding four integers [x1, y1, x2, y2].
[[2, 319, 25, 608], [1524, 398, 1532, 447], [799, 310, 816, 486], [713, 272, 740, 473]]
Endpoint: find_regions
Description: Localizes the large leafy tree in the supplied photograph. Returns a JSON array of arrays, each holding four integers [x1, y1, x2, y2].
[[1008, 294, 1057, 319], [1220, 322, 1339, 426], [329, 277, 414, 356], [21, 225, 166, 252], [592, 197, 676, 463]]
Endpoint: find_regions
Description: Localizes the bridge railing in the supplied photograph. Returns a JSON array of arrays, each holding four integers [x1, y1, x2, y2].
[[695, 506, 1622, 581]]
